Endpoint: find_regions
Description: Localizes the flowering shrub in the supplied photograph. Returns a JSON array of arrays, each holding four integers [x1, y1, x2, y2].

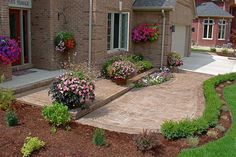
[[132, 23, 160, 43], [0, 36, 20, 65], [167, 52, 183, 67], [108, 61, 136, 80], [135, 67, 172, 87], [49, 71, 95, 109], [55, 31, 76, 52]]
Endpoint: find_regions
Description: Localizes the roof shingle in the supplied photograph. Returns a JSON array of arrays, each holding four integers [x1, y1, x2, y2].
[[197, 2, 233, 18], [133, 0, 176, 10]]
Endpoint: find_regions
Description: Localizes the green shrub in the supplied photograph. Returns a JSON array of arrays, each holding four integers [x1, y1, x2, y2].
[[161, 73, 236, 140], [222, 48, 228, 54], [0, 88, 14, 110], [5, 110, 18, 127], [135, 61, 153, 72], [134, 130, 159, 152], [42, 102, 71, 127], [186, 136, 199, 148], [21, 136, 45, 157], [92, 128, 106, 146], [210, 47, 216, 52]]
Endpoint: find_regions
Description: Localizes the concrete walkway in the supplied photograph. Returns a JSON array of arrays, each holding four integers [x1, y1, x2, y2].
[[181, 52, 236, 75], [78, 72, 211, 134]]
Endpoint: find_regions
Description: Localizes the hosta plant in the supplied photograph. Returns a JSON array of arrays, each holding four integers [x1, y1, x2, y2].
[[132, 23, 160, 43], [21, 137, 45, 157], [42, 102, 71, 127], [49, 71, 95, 109]]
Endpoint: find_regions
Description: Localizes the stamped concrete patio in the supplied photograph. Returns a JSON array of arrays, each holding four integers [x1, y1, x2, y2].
[[77, 71, 211, 134]]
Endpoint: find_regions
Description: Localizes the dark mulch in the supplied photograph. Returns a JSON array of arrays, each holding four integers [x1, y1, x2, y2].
[[0, 81, 233, 157]]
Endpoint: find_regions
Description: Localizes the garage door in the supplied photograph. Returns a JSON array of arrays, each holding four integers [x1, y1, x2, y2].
[[171, 25, 187, 57]]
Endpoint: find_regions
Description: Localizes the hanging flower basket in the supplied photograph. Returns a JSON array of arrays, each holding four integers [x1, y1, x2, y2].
[[55, 31, 76, 53], [132, 23, 160, 43]]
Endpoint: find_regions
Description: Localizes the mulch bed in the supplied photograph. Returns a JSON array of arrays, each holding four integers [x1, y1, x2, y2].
[[216, 52, 235, 57], [0, 81, 234, 157]]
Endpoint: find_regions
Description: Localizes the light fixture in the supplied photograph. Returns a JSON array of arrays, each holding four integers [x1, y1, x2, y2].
[[170, 25, 175, 32], [119, 1, 123, 11]]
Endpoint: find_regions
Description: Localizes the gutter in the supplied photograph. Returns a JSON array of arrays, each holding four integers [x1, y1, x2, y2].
[[161, 9, 166, 69], [132, 6, 174, 12], [88, 0, 93, 71]]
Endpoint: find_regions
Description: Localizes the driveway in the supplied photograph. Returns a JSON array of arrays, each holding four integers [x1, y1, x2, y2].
[[181, 52, 236, 75], [78, 72, 210, 134]]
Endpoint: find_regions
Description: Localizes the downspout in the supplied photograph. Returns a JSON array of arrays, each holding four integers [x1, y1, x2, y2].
[[88, 0, 93, 71], [161, 9, 166, 69]]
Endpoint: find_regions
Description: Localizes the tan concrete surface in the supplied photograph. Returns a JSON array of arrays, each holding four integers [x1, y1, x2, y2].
[[77, 71, 211, 134]]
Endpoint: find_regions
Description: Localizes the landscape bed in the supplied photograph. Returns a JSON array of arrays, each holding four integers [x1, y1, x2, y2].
[[1, 74, 236, 157]]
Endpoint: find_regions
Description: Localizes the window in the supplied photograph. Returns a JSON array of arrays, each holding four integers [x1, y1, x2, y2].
[[218, 19, 226, 40], [203, 19, 214, 39], [107, 13, 129, 51]]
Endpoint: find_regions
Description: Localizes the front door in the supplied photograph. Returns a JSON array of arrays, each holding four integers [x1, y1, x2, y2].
[[9, 9, 31, 66]]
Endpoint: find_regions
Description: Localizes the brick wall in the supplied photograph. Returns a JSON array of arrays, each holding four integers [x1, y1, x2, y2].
[[0, 0, 9, 36], [192, 18, 231, 47]]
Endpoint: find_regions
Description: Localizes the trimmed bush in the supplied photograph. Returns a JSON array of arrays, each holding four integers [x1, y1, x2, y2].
[[92, 128, 106, 147], [161, 73, 236, 140], [21, 137, 45, 157], [5, 110, 18, 127], [42, 102, 71, 127]]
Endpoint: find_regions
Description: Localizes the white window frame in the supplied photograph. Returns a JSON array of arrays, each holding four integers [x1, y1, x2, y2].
[[202, 18, 214, 40], [218, 19, 227, 40], [107, 12, 130, 52]]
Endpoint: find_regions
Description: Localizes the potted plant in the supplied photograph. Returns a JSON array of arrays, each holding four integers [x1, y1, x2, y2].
[[132, 23, 160, 43], [167, 52, 183, 73], [55, 31, 76, 53], [0, 36, 21, 81], [108, 61, 136, 85]]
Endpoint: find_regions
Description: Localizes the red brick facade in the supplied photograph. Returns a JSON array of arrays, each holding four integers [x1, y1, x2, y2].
[[1, 0, 195, 79], [192, 0, 235, 47]]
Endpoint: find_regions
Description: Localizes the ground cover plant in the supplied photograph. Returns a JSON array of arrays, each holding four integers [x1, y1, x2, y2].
[[49, 71, 95, 109], [179, 83, 236, 157], [161, 73, 236, 140], [42, 102, 71, 129], [21, 136, 45, 157], [135, 67, 172, 88]]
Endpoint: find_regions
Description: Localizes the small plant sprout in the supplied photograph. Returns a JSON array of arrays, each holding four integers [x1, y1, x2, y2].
[[92, 128, 106, 147], [21, 136, 45, 157], [134, 130, 159, 152], [186, 136, 199, 148]]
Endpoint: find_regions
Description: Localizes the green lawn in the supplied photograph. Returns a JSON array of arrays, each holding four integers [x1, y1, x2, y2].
[[179, 83, 236, 157]]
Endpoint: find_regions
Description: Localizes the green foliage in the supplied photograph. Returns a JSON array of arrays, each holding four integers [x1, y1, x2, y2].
[[5, 110, 18, 127], [161, 73, 236, 140], [221, 48, 228, 54], [21, 136, 45, 157], [0, 88, 14, 110], [134, 130, 159, 152], [161, 119, 196, 140], [42, 102, 71, 127], [186, 136, 199, 148], [179, 83, 236, 157], [55, 31, 73, 45], [135, 60, 153, 72], [92, 128, 106, 147], [101, 54, 150, 77], [210, 47, 217, 52]]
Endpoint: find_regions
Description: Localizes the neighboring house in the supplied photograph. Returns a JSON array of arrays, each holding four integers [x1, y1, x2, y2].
[[0, 0, 195, 79], [192, 0, 235, 47]]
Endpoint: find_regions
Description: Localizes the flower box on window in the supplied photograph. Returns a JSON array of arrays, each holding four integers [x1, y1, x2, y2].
[[132, 23, 160, 43]]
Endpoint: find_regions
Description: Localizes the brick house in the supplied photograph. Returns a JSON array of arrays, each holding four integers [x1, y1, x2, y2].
[[0, 0, 195, 80], [192, 0, 236, 47]]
